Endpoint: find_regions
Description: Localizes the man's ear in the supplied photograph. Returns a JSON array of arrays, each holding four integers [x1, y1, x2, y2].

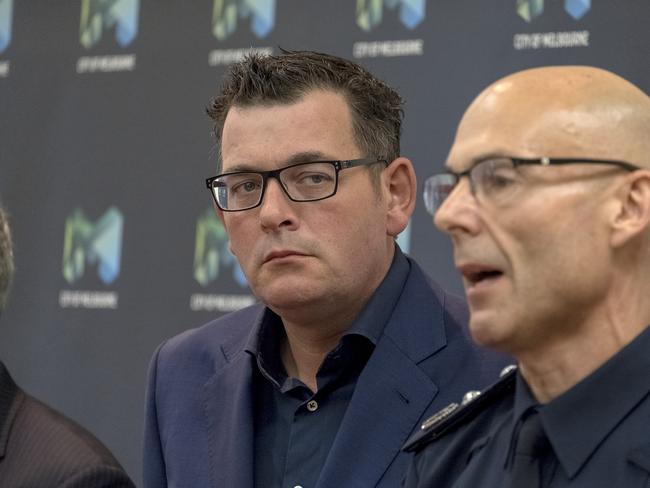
[[610, 171, 650, 248], [383, 157, 417, 237]]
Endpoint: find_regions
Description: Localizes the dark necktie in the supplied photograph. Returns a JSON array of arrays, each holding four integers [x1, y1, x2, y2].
[[510, 409, 551, 488]]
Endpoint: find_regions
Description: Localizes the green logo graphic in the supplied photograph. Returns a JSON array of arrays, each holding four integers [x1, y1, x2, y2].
[[62, 207, 123, 285], [80, 0, 140, 49], [356, 0, 425, 32], [194, 209, 247, 287], [212, 0, 275, 41], [517, 0, 591, 22], [516, 0, 544, 22]]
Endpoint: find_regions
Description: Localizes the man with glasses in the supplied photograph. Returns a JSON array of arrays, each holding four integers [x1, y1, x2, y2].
[[403, 65, 650, 487], [143, 50, 506, 488]]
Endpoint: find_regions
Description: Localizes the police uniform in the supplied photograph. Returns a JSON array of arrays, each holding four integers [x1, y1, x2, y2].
[[403, 325, 650, 487]]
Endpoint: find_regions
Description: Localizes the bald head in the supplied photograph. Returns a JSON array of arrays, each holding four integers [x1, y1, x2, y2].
[[450, 66, 650, 169], [435, 65, 650, 363], [0, 206, 13, 313], [436, 67, 650, 397]]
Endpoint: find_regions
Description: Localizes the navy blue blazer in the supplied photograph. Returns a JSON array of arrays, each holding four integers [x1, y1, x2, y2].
[[143, 260, 507, 487]]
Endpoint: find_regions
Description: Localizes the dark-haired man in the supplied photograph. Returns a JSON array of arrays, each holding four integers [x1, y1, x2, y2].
[[143, 51, 507, 488], [404, 66, 650, 487], [0, 205, 135, 487]]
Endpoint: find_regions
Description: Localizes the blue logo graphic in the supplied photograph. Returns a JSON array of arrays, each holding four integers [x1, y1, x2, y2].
[[517, 0, 591, 22], [80, 0, 140, 49], [212, 0, 276, 41], [564, 0, 590, 20], [0, 0, 13, 54], [194, 209, 247, 288], [62, 207, 124, 285], [357, 0, 425, 31]]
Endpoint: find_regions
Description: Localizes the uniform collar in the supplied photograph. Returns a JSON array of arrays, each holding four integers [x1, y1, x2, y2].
[[507, 325, 650, 478], [503, 372, 539, 469]]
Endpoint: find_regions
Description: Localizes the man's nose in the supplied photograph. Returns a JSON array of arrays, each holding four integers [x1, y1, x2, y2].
[[434, 179, 480, 237], [258, 177, 299, 231]]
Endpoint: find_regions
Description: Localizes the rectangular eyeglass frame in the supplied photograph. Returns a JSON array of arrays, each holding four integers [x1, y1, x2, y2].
[[206, 157, 387, 211]]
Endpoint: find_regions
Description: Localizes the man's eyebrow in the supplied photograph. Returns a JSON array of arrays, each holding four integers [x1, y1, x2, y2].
[[445, 153, 511, 172], [224, 151, 333, 173], [285, 151, 332, 164], [222, 163, 260, 173]]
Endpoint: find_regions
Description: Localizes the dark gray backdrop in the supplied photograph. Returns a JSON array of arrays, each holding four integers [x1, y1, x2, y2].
[[0, 0, 648, 483]]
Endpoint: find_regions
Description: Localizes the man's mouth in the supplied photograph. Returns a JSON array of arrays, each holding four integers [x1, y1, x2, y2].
[[263, 250, 308, 264], [458, 263, 504, 288]]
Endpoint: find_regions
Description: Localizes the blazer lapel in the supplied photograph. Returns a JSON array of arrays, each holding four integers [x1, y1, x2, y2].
[[202, 349, 256, 488], [316, 263, 448, 487]]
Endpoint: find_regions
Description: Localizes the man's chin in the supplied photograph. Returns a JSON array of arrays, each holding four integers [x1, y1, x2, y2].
[[257, 282, 324, 311], [468, 313, 512, 350]]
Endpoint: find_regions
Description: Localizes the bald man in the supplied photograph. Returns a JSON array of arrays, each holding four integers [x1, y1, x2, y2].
[[402, 66, 650, 487]]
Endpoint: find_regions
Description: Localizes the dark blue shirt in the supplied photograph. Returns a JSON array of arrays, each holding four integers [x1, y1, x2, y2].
[[248, 247, 411, 488], [406, 324, 650, 487]]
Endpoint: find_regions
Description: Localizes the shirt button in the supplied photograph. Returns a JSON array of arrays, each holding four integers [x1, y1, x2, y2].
[[306, 400, 318, 412]]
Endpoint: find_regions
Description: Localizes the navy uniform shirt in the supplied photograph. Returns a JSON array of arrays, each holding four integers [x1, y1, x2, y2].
[[404, 324, 650, 487], [247, 247, 410, 488]]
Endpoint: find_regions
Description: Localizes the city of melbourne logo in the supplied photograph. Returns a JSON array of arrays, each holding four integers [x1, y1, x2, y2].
[[356, 0, 425, 31], [80, 0, 140, 49], [516, 0, 591, 22], [212, 0, 275, 40], [0, 0, 13, 54], [193, 209, 247, 288], [62, 207, 124, 285]]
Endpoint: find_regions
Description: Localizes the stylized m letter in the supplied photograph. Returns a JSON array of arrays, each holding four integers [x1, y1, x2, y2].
[[0, 0, 13, 54], [80, 0, 140, 49], [62, 207, 123, 284], [357, 0, 425, 32], [212, 0, 275, 41]]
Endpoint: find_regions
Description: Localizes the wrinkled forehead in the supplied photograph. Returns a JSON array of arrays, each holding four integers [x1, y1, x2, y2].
[[448, 68, 650, 169]]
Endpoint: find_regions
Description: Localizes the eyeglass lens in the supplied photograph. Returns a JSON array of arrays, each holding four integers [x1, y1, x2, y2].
[[424, 174, 456, 215], [212, 162, 338, 211], [424, 158, 523, 215]]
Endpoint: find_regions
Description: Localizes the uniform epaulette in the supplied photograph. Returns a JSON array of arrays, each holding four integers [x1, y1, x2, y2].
[[402, 364, 517, 453]]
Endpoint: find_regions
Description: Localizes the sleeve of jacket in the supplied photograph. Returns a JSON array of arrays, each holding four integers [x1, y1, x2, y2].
[[142, 341, 168, 488], [61, 465, 136, 488]]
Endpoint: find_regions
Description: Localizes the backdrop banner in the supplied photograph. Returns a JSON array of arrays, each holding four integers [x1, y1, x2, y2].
[[0, 0, 648, 481]]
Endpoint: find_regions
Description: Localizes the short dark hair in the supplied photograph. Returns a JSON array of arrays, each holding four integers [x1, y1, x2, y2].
[[206, 50, 404, 181], [0, 206, 14, 313]]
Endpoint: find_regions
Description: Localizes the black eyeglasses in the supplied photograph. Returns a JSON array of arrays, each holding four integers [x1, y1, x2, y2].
[[206, 158, 387, 212], [423, 156, 641, 215]]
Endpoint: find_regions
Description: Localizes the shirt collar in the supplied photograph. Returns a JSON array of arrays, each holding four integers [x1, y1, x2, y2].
[[344, 245, 410, 345], [503, 371, 539, 468], [512, 371, 538, 422], [542, 325, 650, 478], [506, 325, 650, 478], [244, 245, 411, 383]]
